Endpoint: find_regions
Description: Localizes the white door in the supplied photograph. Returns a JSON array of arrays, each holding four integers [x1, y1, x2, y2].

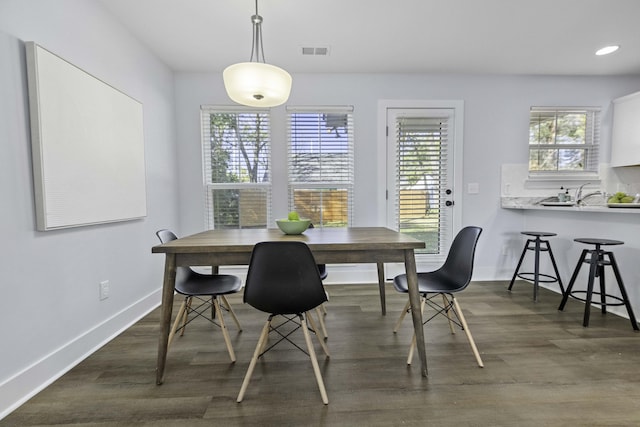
[[385, 103, 463, 271]]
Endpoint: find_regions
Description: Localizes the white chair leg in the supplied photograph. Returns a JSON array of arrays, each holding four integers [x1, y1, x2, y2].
[[168, 299, 187, 348], [393, 300, 411, 333], [237, 320, 271, 403], [220, 295, 242, 331], [315, 307, 329, 339], [406, 299, 426, 365], [302, 314, 329, 405], [407, 333, 417, 365], [451, 297, 484, 368], [306, 311, 330, 357], [180, 297, 193, 336], [442, 294, 456, 335], [213, 298, 236, 363]]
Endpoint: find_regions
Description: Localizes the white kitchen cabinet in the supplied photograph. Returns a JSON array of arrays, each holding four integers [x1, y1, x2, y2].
[[611, 90, 640, 167]]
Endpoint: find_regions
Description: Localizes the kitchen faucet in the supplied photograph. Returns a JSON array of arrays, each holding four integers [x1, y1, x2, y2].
[[575, 182, 590, 203]]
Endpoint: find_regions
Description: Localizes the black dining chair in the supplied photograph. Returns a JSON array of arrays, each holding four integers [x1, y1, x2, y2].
[[237, 241, 330, 405], [156, 229, 242, 362], [392, 226, 484, 367]]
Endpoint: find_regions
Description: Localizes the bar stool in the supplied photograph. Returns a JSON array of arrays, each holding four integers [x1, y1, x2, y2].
[[508, 231, 564, 301], [558, 238, 638, 330]]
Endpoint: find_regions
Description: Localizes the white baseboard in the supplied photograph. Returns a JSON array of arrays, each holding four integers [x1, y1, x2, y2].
[[0, 289, 161, 420]]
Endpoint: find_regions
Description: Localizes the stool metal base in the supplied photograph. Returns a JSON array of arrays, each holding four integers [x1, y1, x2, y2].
[[558, 239, 639, 331], [509, 232, 564, 302]]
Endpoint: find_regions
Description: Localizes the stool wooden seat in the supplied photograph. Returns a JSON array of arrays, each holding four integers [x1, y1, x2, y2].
[[508, 231, 564, 301], [558, 238, 639, 330]]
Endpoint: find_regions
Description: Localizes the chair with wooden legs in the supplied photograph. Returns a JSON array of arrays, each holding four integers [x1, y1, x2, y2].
[[156, 229, 242, 362], [393, 226, 484, 367], [237, 241, 330, 405]]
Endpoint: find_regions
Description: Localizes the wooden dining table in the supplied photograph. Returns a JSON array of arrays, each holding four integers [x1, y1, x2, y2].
[[152, 226, 427, 384]]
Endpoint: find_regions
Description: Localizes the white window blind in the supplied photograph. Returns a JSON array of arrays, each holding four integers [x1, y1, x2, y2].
[[395, 115, 450, 256], [286, 106, 354, 227], [201, 106, 271, 229], [529, 107, 600, 176]]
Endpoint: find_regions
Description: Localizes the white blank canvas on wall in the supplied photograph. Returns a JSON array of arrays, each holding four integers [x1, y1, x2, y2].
[[26, 42, 147, 231]]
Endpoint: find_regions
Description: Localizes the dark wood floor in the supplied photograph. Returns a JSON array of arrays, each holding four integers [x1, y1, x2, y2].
[[5, 281, 640, 426]]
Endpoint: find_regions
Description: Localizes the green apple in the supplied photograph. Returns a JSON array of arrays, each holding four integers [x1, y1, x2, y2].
[[288, 211, 300, 221], [609, 192, 632, 203]]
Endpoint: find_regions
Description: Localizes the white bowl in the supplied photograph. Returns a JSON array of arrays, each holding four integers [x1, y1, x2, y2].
[[276, 219, 311, 235]]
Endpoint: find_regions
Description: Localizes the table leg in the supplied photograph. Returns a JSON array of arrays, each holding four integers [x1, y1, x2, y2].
[[376, 262, 386, 315], [533, 237, 540, 302], [156, 254, 176, 385], [404, 249, 427, 376]]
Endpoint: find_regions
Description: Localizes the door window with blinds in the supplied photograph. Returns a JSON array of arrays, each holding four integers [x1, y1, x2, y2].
[[286, 106, 354, 227], [528, 107, 600, 177], [387, 109, 455, 258], [201, 106, 271, 229]]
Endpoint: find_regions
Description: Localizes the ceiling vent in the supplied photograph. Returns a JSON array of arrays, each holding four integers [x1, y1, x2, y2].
[[302, 46, 330, 56]]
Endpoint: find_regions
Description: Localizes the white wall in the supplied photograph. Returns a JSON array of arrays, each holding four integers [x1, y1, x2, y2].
[[0, 0, 178, 418], [175, 72, 640, 280]]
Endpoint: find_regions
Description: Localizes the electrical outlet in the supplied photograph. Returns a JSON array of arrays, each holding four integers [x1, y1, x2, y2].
[[99, 280, 110, 300], [501, 245, 509, 256]]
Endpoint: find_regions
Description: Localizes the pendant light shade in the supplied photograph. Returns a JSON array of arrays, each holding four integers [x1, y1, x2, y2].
[[223, 0, 292, 108], [223, 62, 292, 108]]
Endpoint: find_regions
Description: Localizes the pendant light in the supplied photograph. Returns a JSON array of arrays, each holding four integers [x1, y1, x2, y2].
[[223, 0, 292, 108]]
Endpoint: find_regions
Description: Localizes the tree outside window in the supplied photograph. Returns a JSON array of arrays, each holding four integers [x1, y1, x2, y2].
[[529, 108, 600, 175], [286, 107, 354, 227], [201, 108, 271, 229]]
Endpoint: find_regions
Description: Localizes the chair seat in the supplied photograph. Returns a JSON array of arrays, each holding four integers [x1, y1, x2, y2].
[[175, 271, 242, 296], [318, 264, 328, 281], [393, 271, 462, 295], [574, 237, 623, 246], [521, 231, 557, 238]]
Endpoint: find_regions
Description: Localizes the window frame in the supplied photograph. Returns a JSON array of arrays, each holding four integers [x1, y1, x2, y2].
[[285, 106, 355, 228], [526, 106, 601, 186], [200, 106, 272, 230]]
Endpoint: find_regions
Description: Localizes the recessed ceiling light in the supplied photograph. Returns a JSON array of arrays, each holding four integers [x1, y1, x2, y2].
[[595, 45, 619, 56]]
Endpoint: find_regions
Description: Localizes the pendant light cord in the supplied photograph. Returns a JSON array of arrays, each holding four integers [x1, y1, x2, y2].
[[250, 0, 266, 63]]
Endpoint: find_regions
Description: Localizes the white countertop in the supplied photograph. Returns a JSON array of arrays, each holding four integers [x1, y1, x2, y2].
[[501, 197, 640, 214]]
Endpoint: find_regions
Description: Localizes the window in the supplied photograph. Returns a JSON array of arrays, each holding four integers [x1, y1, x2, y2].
[[528, 107, 600, 176], [201, 106, 271, 229], [286, 106, 354, 227]]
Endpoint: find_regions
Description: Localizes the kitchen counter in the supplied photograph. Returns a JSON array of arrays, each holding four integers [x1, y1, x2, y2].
[[501, 197, 640, 213]]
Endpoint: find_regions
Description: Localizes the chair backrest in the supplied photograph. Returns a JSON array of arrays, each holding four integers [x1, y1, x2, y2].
[[437, 226, 482, 291], [244, 241, 327, 315], [156, 229, 191, 283], [156, 229, 178, 244]]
